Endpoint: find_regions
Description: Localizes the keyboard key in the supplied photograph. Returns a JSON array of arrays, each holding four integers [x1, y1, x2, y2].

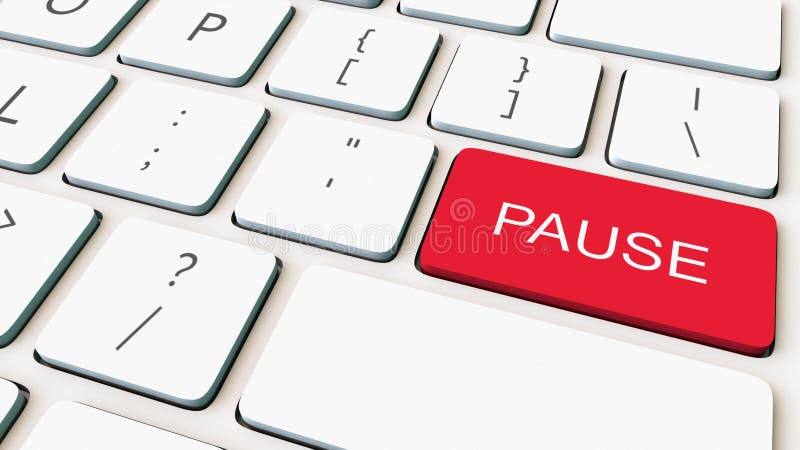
[[0, 183, 98, 348], [239, 266, 773, 450], [21, 402, 218, 449], [549, 0, 782, 80], [608, 65, 779, 198], [0, 0, 146, 56], [64, 79, 266, 215], [36, 219, 279, 409], [268, 8, 440, 120], [235, 113, 435, 261], [0, 49, 114, 174], [0, 379, 26, 443], [419, 149, 776, 356], [400, 0, 539, 34], [431, 36, 600, 157], [325, 0, 383, 7], [119, 0, 293, 87]]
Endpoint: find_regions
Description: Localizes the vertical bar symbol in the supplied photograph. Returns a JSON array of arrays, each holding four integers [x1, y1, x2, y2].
[[694, 87, 700, 111]]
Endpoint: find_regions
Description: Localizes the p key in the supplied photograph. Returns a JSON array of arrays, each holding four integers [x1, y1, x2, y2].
[[419, 149, 777, 356]]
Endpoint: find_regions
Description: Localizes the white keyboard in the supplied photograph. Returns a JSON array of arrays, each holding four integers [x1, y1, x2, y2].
[[0, 1, 797, 449]]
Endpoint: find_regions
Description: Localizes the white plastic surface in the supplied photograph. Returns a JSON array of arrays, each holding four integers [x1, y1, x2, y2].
[[431, 35, 601, 156], [549, 0, 782, 79], [119, 0, 293, 86], [0, 49, 113, 173], [0, 1, 797, 449], [608, 65, 780, 198], [240, 266, 773, 450], [36, 219, 279, 409], [64, 79, 266, 215], [235, 112, 435, 261]]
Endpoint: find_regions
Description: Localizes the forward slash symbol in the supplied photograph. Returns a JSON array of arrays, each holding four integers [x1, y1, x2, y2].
[[0, 209, 15, 230]]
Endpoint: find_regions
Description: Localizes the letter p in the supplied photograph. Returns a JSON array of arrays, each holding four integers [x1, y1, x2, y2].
[[493, 202, 535, 235], [188, 12, 227, 41]]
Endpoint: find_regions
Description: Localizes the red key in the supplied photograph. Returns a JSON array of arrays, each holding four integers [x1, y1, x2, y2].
[[419, 149, 777, 356]]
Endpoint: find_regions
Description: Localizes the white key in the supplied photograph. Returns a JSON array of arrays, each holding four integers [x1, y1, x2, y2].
[[36, 219, 279, 409], [240, 266, 773, 450], [119, 0, 293, 87], [268, 8, 440, 120], [0, 49, 113, 173], [64, 79, 266, 215], [431, 36, 601, 157], [0, 183, 98, 348], [0, 379, 26, 443], [324, 0, 383, 8], [235, 113, 434, 261], [21, 402, 218, 449], [549, 0, 782, 80], [608, 65, 779, 198], [400, 0, 540, 35], [0, 0, 146, 56]]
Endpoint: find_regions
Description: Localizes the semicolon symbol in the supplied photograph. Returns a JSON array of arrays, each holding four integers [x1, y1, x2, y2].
[[357, 29, 376, 53], [512, 57, 530, 83]]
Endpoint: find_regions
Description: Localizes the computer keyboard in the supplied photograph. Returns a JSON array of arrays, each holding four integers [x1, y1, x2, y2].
[[0, 0, 796, 449]]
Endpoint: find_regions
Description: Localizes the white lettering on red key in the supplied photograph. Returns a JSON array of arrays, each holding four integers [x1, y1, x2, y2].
[[494, 204, 710, 284], [420, 148, 776, 356]]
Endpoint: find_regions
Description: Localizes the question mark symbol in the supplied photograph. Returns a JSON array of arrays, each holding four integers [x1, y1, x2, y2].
[[169, 253, 198, 287]]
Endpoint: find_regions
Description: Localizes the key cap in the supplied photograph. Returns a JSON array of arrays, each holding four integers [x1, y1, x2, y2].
[[419, 149, 776, 356], [64, 79, 266, 215], [21, 402, 218, 449], [325, 0, 383, 8], [431, 36, 600, 157], [608, 65, 779, 198], [549, 0, 782, 80], [0, 0, 146, 56], [0, 49, 114, 174], [239, 266, 773, 450], [36, 219, 279, 409], [400, 0, 539, 34], [0, 379, 27, 443], [268, 8, 440, 120], [235, 113, 435, 261], [119, 0, 293, 87], [0, 183, 99, 348]]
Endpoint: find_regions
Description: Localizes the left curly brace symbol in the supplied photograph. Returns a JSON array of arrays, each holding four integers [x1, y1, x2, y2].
[[357, 29, 376, 53]]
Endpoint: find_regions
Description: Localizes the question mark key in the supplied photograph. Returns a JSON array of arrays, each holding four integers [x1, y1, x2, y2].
[[35, 218, 279, 409]]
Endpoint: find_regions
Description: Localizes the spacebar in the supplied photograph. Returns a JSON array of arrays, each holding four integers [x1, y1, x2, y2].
[[238, 266, 772, 450]]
